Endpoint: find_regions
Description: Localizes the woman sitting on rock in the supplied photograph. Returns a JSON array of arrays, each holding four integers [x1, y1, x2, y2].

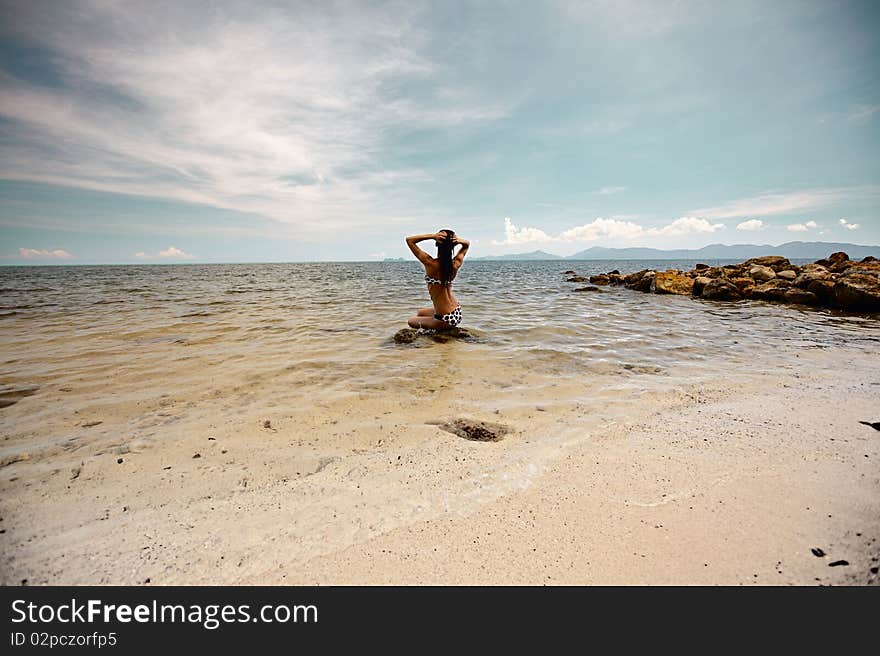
[[405, 229, 469, 330]]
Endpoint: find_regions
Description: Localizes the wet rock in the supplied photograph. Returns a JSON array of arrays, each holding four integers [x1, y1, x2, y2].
[[862, 256, 878, 263], [567, 276, 588, 283], [574, 286, 602, 292], [694, 263, 709, 270], [651, 271, 695, 295], [811, 547, 826, 557], [783, 288, 819, 306], [393, 327, 479, 345], [776, 270, 797, 281], [749, 265, 776, 282], [589, 274, 611, 285], [562, 270, 576, 274], [700, 279, 742, 301], [692, 276, 712, 296], [632, 271, 656, 292], [437, 418, 510, 442]]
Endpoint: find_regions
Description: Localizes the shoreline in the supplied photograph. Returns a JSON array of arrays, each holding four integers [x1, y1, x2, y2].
[[2, 344, 877, 585], [268, 347, 880, 585]]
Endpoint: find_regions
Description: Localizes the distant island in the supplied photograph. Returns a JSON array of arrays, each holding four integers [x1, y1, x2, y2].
[[475, 241, 880, 261]]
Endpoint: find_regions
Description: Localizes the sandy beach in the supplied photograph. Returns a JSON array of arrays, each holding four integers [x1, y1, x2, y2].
[[2, 338, 877, 586]]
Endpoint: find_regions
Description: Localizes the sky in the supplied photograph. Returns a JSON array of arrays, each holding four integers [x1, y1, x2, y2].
[[0, 0, 878, 263]]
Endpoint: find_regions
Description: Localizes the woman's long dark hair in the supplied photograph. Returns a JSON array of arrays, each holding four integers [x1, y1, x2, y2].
[[437, 229, 456, 283]]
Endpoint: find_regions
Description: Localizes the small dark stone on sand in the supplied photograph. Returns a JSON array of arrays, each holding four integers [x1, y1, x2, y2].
[[192, 453, 201, 459], [811, 547, 826, 557], [208, 436, 216, 440], [163, 466, 172, 470], [221, 449, 227, 454], [116, 458, 123, 464], [871, 567, 879, 574], [436, 418, 511, 442], [828, 560, 849, 567], [144, 578, 151, 584], [262, 420, 272, 429], [82, 421, 103, 428]]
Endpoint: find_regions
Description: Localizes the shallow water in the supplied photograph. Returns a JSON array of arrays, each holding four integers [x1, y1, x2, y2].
[[1, 260, 878, 454]]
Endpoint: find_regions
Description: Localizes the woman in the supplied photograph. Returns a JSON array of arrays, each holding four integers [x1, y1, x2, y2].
[[405, 229, 470, 330]]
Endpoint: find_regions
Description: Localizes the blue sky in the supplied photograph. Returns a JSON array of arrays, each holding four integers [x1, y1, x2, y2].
[[0, 0, 878, 263]]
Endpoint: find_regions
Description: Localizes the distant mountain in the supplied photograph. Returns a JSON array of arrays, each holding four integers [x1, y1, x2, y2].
[[476, 249, 564, 260], [478, 241, 879, 261]]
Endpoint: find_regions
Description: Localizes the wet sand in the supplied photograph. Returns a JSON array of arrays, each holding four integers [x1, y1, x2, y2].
[[1, 345, 877, 586]]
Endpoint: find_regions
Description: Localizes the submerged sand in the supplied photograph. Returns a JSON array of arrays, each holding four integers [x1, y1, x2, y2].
[[1, 344, 877, 586]]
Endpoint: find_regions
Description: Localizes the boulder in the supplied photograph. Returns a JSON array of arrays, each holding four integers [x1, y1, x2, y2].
[[700, 279, 742, 301], [651, 271, 695, 295], [833, 267, 880, 312], [588, 274, 610, 285], [702, 267, 728, 279], [862, 256, 878, 263], [751, 280, 791, 302], [692, 276, 712, 296], [694, 263, 709, 270], [608, 273, 625, 285], [776, 270, 797, 281], [624, 269, 651, 287], [633, 271, 656, 292], [806, 279, 835, 305], [749, 265, 776, 282], [828, 251, 849, 265], [783, 289, 819, 306], [567, 276, 588, 283], [793, 269, 829, 288], [745, 255, 791, 271], [730, 277, 756, 297]]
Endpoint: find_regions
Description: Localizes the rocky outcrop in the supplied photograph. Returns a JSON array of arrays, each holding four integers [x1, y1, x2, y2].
[[566, 251, 880, 313]]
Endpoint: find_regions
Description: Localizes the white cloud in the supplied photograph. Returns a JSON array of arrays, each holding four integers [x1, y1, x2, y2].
[[558, 217, 647, 241], [493, 216, 724, 245], [787, 220, 819, 232], [839, 218, 860, 230], [135, 246, 194, 259], [17, 247, 72, 259], [495, 217, 554, 245], [0, 2, 510, 235], [736, 219, 763, 231], [658, 216, 724, 236], [692, 187, 880, 220], [598, 186, 626, 195]]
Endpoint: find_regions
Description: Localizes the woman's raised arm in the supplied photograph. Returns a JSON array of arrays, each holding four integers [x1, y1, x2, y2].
[[405, 233, 439, 264], [453, 237, 470, 266]]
